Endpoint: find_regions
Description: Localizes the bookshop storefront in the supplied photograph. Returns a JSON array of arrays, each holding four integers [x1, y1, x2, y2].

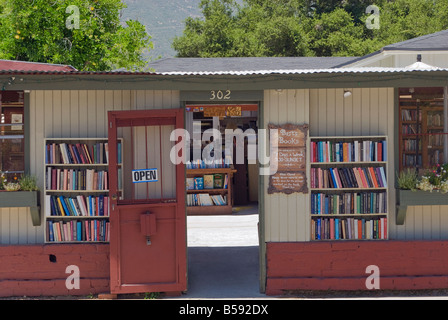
[[1, 68, 448, 297]]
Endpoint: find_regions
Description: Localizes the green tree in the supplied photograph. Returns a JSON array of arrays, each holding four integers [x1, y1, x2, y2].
[[0, 0, 152, 71], [173, 0, 448, 58]]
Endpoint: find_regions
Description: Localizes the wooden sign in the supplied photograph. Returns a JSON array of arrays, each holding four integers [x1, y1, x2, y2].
[[268, 172, 308, 194], [268, 123, 309, 194], [269, 123, 308, 148], [271, 147, 306, 171]]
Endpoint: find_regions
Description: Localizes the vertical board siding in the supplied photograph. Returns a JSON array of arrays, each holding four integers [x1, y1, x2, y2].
[[0, 90, 180, 245], [263, 89, 310, 242]]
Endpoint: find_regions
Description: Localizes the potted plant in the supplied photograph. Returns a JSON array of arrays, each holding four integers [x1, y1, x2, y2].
[[396, 164, 448, 225], [0, 173, 40, 226]]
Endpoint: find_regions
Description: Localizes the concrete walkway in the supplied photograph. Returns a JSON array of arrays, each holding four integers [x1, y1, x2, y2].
[[179, 205, 265, 299]]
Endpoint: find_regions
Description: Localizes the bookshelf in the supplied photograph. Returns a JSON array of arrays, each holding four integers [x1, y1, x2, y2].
[[309, 136, 388, 241], [399, 97, 445, 170], [43, 138, 123, 243], [186, 167, 236, 215]]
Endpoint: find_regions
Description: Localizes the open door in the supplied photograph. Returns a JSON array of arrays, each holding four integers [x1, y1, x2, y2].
[[108, 109, 186, 295]]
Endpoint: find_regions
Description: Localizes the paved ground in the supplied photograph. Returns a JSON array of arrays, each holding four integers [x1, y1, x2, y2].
[[180, 204, 265, 299]]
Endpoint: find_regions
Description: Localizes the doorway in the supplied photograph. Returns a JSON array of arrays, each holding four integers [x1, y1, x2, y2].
[[183, 103, 263, 298]]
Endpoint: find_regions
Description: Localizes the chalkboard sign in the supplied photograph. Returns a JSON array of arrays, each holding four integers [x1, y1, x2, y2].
[[268, 123, 308, 195]]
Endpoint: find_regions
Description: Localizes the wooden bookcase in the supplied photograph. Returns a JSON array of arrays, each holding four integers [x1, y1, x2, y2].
[[43, 138, 123, 243], [399, 97, 445, 171], [309, 136, 388, 241], [186, 167, 236, 215]]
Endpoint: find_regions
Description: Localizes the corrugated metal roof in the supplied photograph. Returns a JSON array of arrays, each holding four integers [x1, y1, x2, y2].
[[154, 66, 448, 76], [0, 59, 77, 72], [0, 66, 447, 77]]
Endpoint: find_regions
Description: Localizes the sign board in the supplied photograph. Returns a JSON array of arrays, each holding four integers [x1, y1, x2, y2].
[[268, 172, 308, 194], [268, 123, 309, 195], [132, 168, 158, 183], [269, 123, 307, 148]]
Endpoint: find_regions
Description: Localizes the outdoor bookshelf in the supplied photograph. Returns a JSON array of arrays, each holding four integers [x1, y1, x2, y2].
[[309, 136, 388, 241], [186, 167, 236, 215], [43, 138, 123, 243]]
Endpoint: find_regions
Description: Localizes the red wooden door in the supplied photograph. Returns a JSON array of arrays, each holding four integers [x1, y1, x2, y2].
[[108, 109, 186, 294]]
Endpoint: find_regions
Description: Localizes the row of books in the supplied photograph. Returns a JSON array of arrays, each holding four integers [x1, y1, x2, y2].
[[402, 154, 422, 167], [46, 167, 108, 191], [311, 191, 387, 215], [46, 194, 109, 217], [45, 141, 122, 164], [402, 139, 421, 152], [401, 124, 420, 135], [187, 193, 227, 206], [401, 109, 421, 122], [427, 112, 443, 126], [186, 158, 231, 169], [310, 139, 387, 163], [310, 166, 387, 189], [186, 174, 228, 190], [46, 219, 110, 242], [311, 217, 387, 240]]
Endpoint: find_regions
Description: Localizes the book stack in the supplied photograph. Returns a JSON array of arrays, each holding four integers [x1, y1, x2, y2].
[[311, 139, 387, 163], [310, 166, 387, 189], [312, 217, 387, 240], [46, 167, 108, 191], [186, 158, 231, 169], [46, 194, 109, 217], [311, 191, 387, 215], [187, 193, 227, 206], [46, 219, 110, 242]]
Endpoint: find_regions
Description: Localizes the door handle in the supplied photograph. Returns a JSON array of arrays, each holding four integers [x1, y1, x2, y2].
[[141, 212, 157, 246], [111, 194, 118, 201]]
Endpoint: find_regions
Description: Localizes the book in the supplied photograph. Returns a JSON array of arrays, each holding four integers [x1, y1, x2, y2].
[[203, 175, 214, 189], [194, 177, 204, 190], [214, 174, 224, 188], [186, 178, 195, 190]]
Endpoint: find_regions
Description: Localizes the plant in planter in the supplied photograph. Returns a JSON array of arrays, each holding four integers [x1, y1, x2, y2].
[[396, 168, 419, 191], [415, 163, 448, 193], [396, 164, 448, 225], [0, 172, 41, 226]]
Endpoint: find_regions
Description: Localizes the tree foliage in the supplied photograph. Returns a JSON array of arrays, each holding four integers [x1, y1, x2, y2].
[[0, 0, 153, 71], [172, 0, 448, 57]]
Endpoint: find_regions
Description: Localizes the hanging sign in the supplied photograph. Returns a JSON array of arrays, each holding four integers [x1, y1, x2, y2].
[[268, 123, 309, 195], [132, 168, 158, 183]]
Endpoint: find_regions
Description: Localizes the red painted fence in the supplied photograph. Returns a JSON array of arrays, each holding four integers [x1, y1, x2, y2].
[[0, 244, 109, 298], [266, 241, 448, 295]]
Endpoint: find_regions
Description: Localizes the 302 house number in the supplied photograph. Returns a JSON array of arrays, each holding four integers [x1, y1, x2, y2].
[[210, 90, 231, 100]]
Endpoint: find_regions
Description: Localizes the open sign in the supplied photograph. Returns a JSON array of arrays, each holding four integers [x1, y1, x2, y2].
[[132, 168, 158, 183]]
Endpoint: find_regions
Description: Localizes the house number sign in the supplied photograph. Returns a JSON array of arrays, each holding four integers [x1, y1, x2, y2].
[[210, 90, 231, 100]]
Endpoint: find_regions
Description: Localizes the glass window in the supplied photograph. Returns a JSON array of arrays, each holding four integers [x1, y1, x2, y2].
[[0, 91, 25, 183], [399, 87, 445, 172]]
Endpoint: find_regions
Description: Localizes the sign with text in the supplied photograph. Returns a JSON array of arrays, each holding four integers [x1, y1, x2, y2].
[[269, 123, 308, 148], [268, 123, 308, 194], [132, 168, 158, 183], [268, 172, 308, 194]]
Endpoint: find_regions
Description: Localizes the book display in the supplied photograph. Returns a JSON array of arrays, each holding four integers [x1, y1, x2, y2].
[[399, 90, 445, 170], [44, 138, 123, 243], [186, 167, 236, 215], [309, 136, 388, 241]]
